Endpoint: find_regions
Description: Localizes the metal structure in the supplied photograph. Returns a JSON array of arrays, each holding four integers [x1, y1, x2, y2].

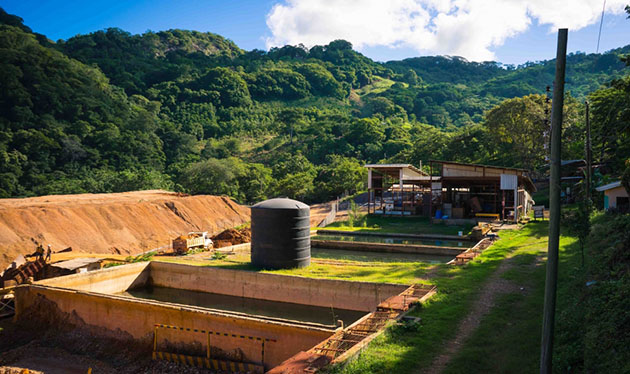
[[365, 162, 535, 221], [312, 284, 436, 361], [1, 258, 45, 286], [251, 198, 311, 269], [365, 163, 428, 216], [152, 323, 276, 373]]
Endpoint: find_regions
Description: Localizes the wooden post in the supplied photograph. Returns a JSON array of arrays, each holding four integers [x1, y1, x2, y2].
[[585, 100, 592, 201], [153, 326, 158, 352], [514, 187, 519, 223], [207, 332, 211, 359], [400, 168, 405, 215], [429, 162, 433, 219], [412, 184, 415, 214], [540, 28, 567, 374], [367, 169, 372, 214]]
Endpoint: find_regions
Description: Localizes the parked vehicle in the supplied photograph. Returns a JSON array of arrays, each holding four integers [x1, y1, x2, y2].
[[172, 232, 213, 254]]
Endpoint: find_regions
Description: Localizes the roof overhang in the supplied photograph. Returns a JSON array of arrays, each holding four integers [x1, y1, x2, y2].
[[365, 164, 427, 178], [596, 181, 622, 192]]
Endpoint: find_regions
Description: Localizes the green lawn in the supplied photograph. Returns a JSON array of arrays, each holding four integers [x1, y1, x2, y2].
[[329, 222, 572, 374], [323, 215, 473, 236], [440, 234, 569, 373], [353, 76, 399, 96], [156, 250, 435, 285]]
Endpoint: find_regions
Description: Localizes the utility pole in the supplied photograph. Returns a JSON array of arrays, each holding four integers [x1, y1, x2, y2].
[[585, 100, 592, 201], [540, 28, 568, 374]]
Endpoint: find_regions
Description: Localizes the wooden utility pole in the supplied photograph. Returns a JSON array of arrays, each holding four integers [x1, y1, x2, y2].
[[585, 100, 592, 201], [540, 28, 568, 374]]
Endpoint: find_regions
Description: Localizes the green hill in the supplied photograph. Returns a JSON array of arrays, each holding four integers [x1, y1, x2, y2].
[[1, 7, 629, 203]]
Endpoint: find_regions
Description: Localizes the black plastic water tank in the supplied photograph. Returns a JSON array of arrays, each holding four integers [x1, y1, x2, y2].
[[251, 198, 311, 269]]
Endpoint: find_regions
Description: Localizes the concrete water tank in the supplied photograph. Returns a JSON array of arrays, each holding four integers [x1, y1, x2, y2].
[[251, 198, 311, 269]]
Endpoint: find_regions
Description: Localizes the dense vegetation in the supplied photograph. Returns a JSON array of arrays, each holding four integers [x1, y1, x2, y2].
[[555, 211, 630, 373], [1, 7, 629, 203]]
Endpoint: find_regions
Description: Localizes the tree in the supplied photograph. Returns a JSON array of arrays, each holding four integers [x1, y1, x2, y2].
[[589, 77, 630, 171], [315, 156, 366, 200], [191, 67, 251, 107], [403, 69, 420, 86], [273, 172, 314, 201], [622, 159, 630, 197], [179, 158, 243, 198], [483, 94, 579, 171], [563, 199, 592, 266]]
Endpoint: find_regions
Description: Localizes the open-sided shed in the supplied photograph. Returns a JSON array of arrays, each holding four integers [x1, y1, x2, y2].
[[365, 161, 536, 222]]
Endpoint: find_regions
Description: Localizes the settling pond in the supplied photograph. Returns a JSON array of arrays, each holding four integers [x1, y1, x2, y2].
[[312, 247, 454, 263], [312, 234, 472, 248], [118, 286, 365, 327]]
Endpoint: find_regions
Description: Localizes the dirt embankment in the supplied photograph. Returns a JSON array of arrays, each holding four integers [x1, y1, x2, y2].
[[0, 190, 250, 270], [212, 227, 251, 248]]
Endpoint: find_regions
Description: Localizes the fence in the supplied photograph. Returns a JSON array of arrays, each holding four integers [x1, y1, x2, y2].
[[317, 200, 338, 228], [152, 323, 274, 373]]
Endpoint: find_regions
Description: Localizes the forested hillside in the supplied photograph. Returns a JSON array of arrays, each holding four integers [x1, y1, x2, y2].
[[1, 7, 629, 203]]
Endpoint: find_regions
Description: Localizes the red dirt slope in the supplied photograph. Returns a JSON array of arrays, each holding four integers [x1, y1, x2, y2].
[[0, 190, 250, 270]]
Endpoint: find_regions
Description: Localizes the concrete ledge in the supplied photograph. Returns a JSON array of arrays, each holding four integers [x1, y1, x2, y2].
[[315, 229, 470, 241], [35, 261, 150, 294], [14, 284, 333, 369], [215, 242, 250, 252], [149, 262, 407, 312], [431, 218, 478, 226], [311, 240, 466, 257]]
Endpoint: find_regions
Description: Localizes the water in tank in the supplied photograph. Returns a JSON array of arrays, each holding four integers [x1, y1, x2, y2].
[[251, 198, 311, 269]]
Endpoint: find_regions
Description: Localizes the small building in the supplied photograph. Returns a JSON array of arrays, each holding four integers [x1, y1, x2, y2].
[[365, 161, 536, 222], [596, 181, 629, 212], [44, 257, 104, 278]]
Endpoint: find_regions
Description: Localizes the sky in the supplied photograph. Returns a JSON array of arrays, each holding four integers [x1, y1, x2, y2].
[[1, 0, 629, 65]]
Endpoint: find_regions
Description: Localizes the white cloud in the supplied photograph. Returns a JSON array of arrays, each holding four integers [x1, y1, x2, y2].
[[265, 0, 627, 61]]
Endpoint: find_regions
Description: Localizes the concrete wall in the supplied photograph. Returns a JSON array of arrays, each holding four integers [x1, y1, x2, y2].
[[14, 285, 332, 369], [148, 262, 407, 312], [605, 186, 628, 209], [23, 261, 408, 367], [311, 240, 464, 257], [37, 261, 149, 294]]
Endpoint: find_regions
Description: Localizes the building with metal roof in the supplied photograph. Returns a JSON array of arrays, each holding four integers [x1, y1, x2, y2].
[[365, 161, 536, 222]]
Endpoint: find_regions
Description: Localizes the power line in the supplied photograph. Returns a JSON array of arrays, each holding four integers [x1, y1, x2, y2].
[[596, 0, 606, 53]]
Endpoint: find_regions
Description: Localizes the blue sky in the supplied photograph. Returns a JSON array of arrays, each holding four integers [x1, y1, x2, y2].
[[1, 0, 629, 65]]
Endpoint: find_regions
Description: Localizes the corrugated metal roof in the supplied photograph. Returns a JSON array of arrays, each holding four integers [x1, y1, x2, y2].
[[429, 160, 529, 172], [596, 181, 622, 192], [364, 164, 427, 176], [50, 257, 103, 271]]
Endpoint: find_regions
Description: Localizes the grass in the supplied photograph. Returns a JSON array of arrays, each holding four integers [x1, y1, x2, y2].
[[439, 236, 574, 373], [269, 260, 433, 285], [353, 76, 398, 96], [156, 218, 582, 374], [532, 186, 550, 208], [156, 250, 435, 284], [323, 215, 473, 236], [329, 222, 573, 374]]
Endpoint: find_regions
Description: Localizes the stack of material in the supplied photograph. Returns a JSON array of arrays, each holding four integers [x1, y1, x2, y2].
[[470, 223, 491, 240], [211, 227, 251, 248]]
